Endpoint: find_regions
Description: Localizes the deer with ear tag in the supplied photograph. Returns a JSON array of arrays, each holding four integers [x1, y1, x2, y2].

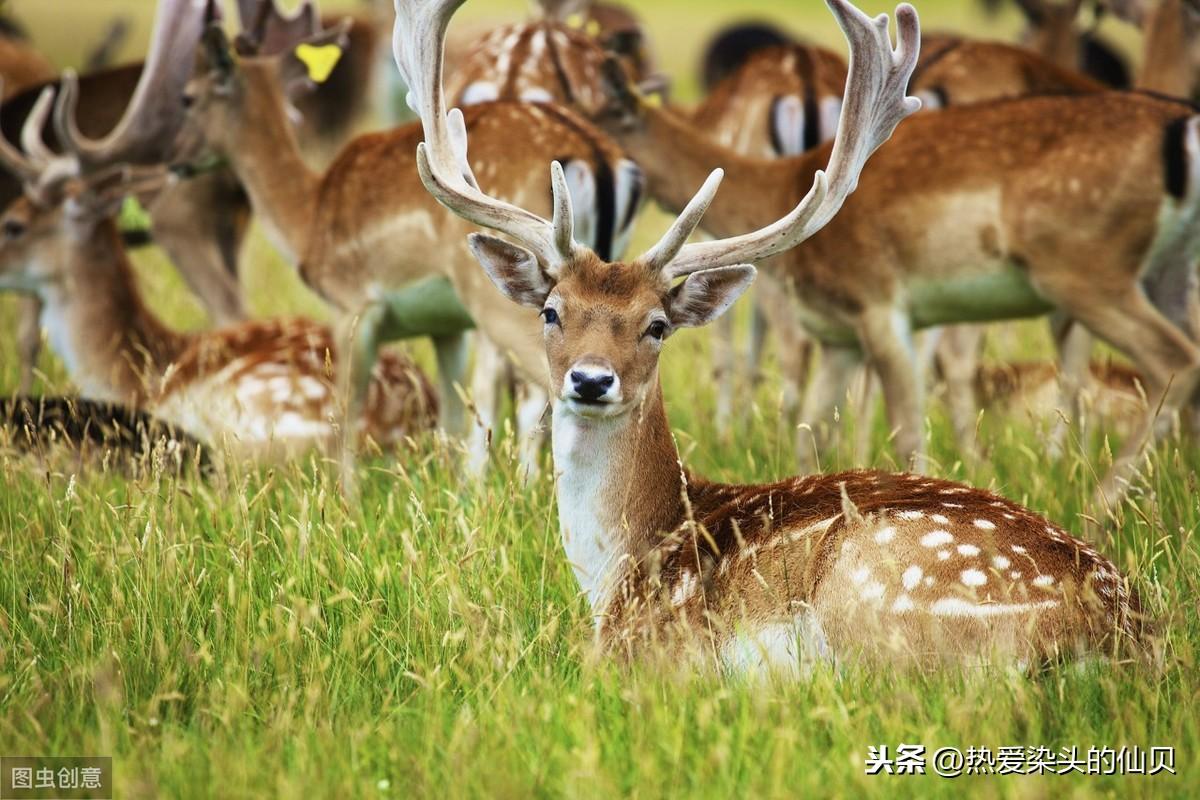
[[392, 0, 1144, 669]]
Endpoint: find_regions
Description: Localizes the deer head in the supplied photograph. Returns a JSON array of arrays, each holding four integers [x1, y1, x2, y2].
[[0, 0, 204, 291], [0, 85, 168, 293], [392, 0, 919, 414], [178, 4, 350, 161]]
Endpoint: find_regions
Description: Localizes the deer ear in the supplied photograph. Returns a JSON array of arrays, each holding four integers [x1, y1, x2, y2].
[[666, 265, 756, 328], [467, 233, 555, 309]]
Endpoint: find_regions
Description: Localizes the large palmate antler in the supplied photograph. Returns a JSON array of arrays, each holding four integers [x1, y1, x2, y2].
[[52, 0, 209, 170], [393, 0, 580, 274], [0, 85, 68, 188], [644, 0, 921, 278], [235, 0, 319, 55]]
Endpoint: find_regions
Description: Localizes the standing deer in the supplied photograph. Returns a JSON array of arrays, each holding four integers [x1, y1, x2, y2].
[[176, 5, 644, 477], [0, 89, 436, 462], [689, 32, 1106, 447], [572, 21, 1200, 507], [393, 0, 1143, 669]]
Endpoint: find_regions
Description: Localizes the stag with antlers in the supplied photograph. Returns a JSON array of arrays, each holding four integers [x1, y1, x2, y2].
[[390, 0, 1143, 669]]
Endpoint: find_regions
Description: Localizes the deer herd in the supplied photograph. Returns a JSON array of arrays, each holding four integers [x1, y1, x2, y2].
[[1, 0, 1196, 674]]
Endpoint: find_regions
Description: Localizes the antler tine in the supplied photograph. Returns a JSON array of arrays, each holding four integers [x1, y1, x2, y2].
[[0, 81, 41, 183], [658, 0, 921, 279], [19, 87, 58, 167], [56, 0, 208, 170], [641, 168, 723, 273], [394, 0, 579, 272]]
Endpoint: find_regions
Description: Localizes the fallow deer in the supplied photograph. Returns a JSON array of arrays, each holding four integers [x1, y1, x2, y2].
[[446, 0, 658, 114], [687, 33, 1107, 445], [0, 89, 437, 462], [176, 6, 644, 477], [394, 0, 1143, 669], [0, 0, 251, 397], [574, 15, 1200, 507]]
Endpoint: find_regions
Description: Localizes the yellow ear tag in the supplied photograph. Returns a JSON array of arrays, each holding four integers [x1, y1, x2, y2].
[[643, 92, 663, 109], [565, 13, 584, 29], [585, 19, 602, 37], [295, 43, 343, 84]]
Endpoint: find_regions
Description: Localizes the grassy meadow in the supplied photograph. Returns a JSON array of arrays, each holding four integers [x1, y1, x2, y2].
[[2, 0, 1199, 797]]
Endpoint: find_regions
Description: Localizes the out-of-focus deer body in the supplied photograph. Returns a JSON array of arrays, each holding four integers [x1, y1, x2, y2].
[[0, 80, 436, 463], [181, 9, 642, 476], [392, 0, 1145, 669], [1134, 0, 1200, 99]]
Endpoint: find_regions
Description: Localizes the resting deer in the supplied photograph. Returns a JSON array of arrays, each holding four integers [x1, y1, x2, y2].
[[177, 4, 644, 477], [0, 0, 252, 396], [0, 88, 436, 462], [393, 0, 1144, 668]]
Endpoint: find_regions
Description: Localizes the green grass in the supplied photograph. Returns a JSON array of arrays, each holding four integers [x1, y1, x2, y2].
[[2, 0, 1198, 797]]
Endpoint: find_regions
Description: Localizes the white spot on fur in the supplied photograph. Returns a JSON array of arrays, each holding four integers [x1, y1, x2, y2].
[[961, 568, 987, 587], [929, 597, 1060, 617], [720, 614, 831, 675], [902, 565, 923, 591], [899, 510, 924, 520], [1032, 574, 1055, 588], [974, 519, 996, 530], [937, 550, 951, 561], [874, 526, 897, 544], [993, 555, 1011, 570], [850, 566, 871, 585], [861, 581, 886, 601], [892, 594, 915, 613], [921, 530, 953, 547], [958, 543, 981, 557], [930, 513, 950, 524]]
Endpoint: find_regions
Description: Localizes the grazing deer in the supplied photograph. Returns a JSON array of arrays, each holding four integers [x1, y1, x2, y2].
[[178, 5, 644, 476], [0, 88, 437, 462], [393, 0, 1143, 668], [0, 0, 252, 396], [689, 33, 1107, 444], [575, 15, 1200, 506]]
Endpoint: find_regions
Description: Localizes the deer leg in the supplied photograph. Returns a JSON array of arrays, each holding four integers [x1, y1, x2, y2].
[[857, 306, 925, 471], [797, 343, 861, 471], [336, 300, 389, 496], [747, 301, 770, 387], [16, 297, 43, 395], [1048, 315, 1095, 456], [756, 272, 810, 419], [935, 324, 985, 461], [148, 172, 248, 325], [466, 333, 504, 478], [1062, 289, 1200, 509]]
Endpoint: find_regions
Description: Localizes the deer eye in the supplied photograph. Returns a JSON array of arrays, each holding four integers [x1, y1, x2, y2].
[[181, 92, 196, 109], [541, 307, 560, 326], [644, 319, 668, 340], [3, 219, 26, 239]]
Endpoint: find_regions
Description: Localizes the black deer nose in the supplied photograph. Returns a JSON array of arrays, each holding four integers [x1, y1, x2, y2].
[[570, 370, 615, 402]]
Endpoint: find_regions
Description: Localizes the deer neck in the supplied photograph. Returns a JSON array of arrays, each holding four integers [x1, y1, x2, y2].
[[222, 99, 319, 265], [551, 377, 686, 615], [1138, 0, 1195, 97], [38, 221, 188, 404], [618, 106, 799, 240]]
